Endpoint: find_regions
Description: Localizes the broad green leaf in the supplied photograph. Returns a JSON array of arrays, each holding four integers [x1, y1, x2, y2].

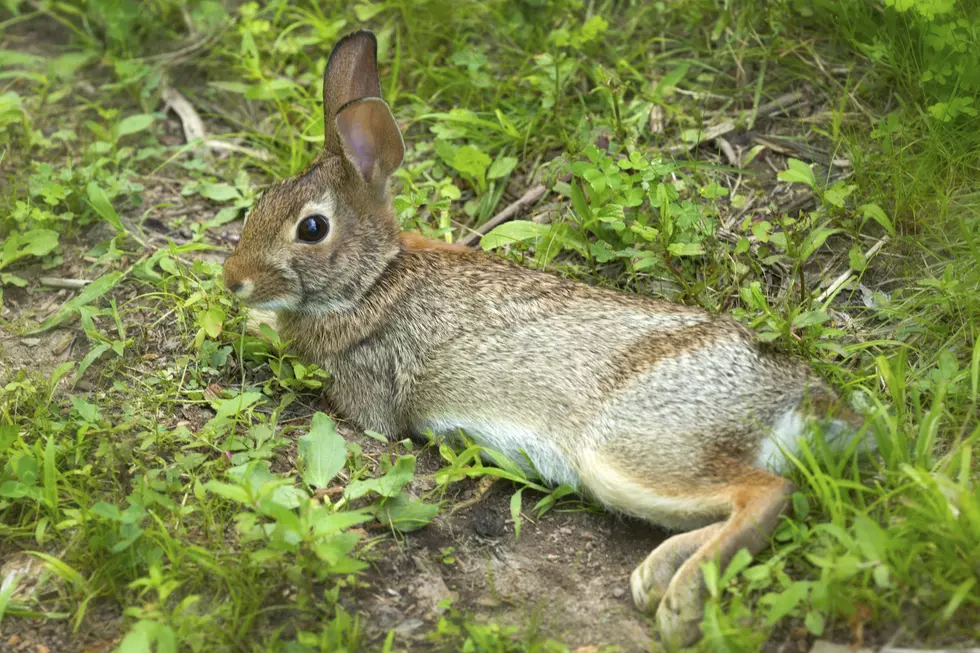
[[481, 220, 551, 250], [451, 145, 491, 182], [90, 501, 122, 521], [0, 425, 17, 451], [70, 396, 99, 423], [297, 413, 347, 489], [570, 181, 592, 222], [0, 49, 44, 67], [0, 481, 28, 498], [116, 113, 155, 138], [86, 182, 125, 233], [209, 80, 250, 94], [791, 310, 830, 329], [155, 625, 177, 653], [204, 481, 252, 504], [848, 244, 867, 271], [823, 187, 846, 208], [199, 182, 241, 202], [487, 156, 518, 180], [777, 158, 816, 188], [311, 509, 374, 536], [200, 306, 225, 339], [1, 230, 59, 269], [353, 3, 386, 20], [859, 203, 895, 234], [23, 229, 59, 257], [667, 242, 705, 256], [378, 455, 416, 497], [313, 532, 363, 566], [494, 109, 520, 138], [805, 611, 825, 636], [209, 392, 264, 427], [719, 548, 753, 586], [344, 477, 380, 500], [377, 494, 439, 532], [800, 227, 841, 261], [853, 516, 889, 561], [762, 580, 808, 624], [116, 621, 155, 653], [50, 52, 94, 79], [873, 564, 891, 589]]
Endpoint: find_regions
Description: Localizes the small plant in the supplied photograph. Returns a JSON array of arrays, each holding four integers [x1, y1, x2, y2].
[[481, 145, 717, 274]]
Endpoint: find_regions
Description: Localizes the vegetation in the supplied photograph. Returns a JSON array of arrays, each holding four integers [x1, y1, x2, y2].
[[1, 0, 977, 651]]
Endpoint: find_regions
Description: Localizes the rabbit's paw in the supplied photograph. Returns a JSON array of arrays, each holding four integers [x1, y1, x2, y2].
[[629, 556, 672, 612], [654, 571, 705, 649], [654, 589, 703, 649]]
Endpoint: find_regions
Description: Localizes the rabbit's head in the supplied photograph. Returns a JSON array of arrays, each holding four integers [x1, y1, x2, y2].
[[223, 30, 404, 313]]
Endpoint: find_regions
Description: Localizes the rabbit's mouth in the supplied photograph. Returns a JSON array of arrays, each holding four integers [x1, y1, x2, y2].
[[242, 294, 303, 312]]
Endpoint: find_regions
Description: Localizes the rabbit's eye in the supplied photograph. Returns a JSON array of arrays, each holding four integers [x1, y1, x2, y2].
[[297, 214, 330, 243]]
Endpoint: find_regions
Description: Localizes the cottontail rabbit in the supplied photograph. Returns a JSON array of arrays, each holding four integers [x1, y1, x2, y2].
[[223, 30, 862, 647]]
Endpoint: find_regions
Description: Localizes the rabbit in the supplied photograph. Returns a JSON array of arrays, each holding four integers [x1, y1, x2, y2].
[[222, 30, 864, 648]]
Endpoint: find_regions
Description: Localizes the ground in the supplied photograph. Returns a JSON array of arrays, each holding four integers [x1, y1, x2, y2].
[[1, 1, 978, 652]]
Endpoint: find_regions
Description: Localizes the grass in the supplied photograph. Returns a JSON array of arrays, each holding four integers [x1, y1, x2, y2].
[[1, 0, 978, 651]]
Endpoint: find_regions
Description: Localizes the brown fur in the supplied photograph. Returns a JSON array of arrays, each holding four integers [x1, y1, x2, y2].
[[600, 318, 753, 395], [400, 231, 472, 253], [222, 30, 865, 648]]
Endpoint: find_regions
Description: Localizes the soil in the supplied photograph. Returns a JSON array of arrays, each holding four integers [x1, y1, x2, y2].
[[340, 427, 663, 652]]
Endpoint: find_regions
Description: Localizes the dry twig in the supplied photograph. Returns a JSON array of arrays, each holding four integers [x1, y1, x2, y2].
[[668, 89, 807, 156], [162, 87, 271, 161], [459, 184, 548, 247], [39, 277, 91, 290], [816, 236, 888, 303]]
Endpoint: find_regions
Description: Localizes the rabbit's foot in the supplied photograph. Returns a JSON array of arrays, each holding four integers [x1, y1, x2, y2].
[[655, 577, 705, 650], [629, 522, 723, 612]]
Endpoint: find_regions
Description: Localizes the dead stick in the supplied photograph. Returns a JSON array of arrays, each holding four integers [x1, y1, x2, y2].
[[816, 236, 888, 303], [162, 87, 271, 161], [668, 89, 806, 156], [459, 184, 548, 247], [39, 277, 91, 290]]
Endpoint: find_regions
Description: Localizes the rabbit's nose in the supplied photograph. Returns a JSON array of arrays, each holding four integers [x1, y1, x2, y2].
[[223, 257, 254, 299], [227, 279, 254, 299]]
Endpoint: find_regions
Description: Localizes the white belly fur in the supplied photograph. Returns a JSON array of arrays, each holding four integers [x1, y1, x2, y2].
[[419, 417, 581, 488]]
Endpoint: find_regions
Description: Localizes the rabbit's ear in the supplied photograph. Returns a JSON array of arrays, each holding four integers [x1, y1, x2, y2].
[[323, 30, 382, 154], [335, 97, 405, 186]]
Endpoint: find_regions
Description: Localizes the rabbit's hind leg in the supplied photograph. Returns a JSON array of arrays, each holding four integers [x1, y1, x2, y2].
[[580, 453, 792, 647], [653, 471, 792, 647]]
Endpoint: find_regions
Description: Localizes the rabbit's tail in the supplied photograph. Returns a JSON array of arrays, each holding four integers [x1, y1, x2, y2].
[[758, 388, 872, 474]]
